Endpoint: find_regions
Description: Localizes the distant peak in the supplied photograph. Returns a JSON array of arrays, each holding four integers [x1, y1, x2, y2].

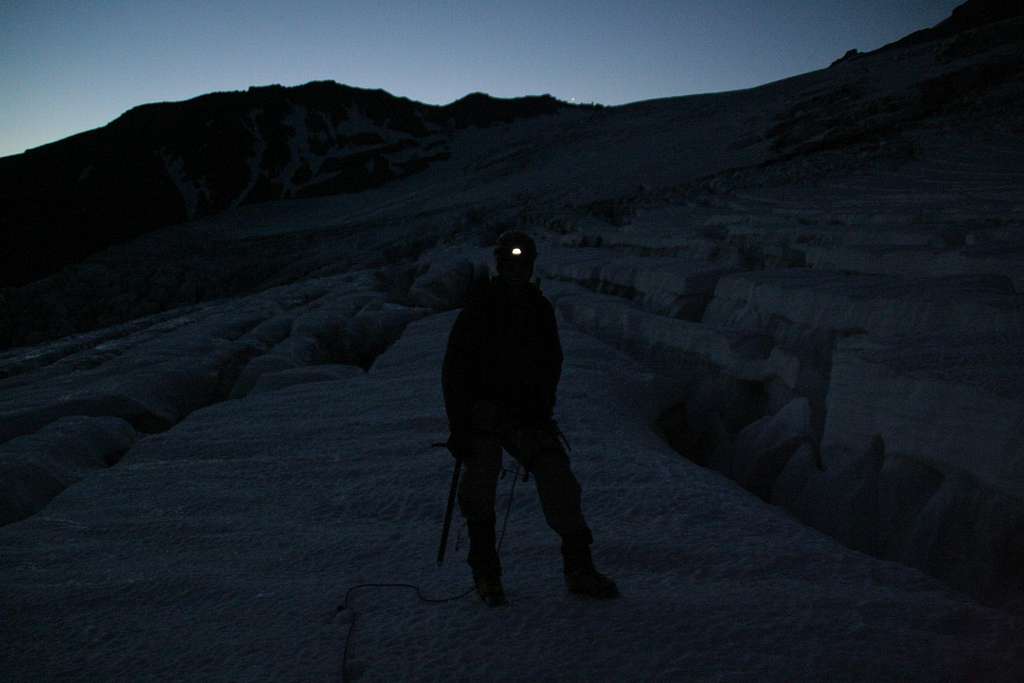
[[439, 92, 569, 129], [447, 91, 557, 105], [879, 0, 1024, 52]]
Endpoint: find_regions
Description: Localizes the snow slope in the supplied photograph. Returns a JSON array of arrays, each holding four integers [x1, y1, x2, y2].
[[2, 309, 1021, 680], [3, 6, 1024, 680]]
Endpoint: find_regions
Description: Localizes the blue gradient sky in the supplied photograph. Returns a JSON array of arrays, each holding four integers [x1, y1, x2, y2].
[[1, 1, 961, 158]]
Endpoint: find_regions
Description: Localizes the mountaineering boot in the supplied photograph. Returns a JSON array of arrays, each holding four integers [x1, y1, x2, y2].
[[473, 572, 507, 607], [565, 566, 618, 599], [467, 515, 505, 606], [561, 527, 619, 599]]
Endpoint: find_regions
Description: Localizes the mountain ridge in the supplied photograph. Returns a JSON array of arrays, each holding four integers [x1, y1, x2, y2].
[[3, 1, 1021, 291], [2, 0, 1021, 340], [0, 83, 576, 287]]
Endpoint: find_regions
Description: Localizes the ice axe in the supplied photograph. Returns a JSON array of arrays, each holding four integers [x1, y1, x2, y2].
[[433, 440, 462, 566]]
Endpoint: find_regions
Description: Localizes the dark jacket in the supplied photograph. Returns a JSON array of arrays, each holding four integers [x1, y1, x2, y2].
[[442, 277, 563, 433]]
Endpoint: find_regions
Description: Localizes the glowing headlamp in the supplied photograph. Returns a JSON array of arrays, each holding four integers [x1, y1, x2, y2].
[[495, 239, 535, 262]]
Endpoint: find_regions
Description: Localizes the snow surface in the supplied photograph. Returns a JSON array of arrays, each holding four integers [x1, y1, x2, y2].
[[2, 309, 1021, 680], [4, 15, 1024, 680]]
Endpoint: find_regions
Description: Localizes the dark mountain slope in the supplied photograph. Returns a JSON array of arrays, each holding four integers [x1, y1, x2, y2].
[[2, 0, 1021, 350], [882, 0, 1023, 52], [0, 82, 569, 287]]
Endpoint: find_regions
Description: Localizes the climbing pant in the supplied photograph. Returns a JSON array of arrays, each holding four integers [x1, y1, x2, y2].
[[457, 424, 589, 573]]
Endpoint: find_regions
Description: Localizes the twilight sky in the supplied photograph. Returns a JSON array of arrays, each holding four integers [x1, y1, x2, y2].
[[1, 0, 961, 158]]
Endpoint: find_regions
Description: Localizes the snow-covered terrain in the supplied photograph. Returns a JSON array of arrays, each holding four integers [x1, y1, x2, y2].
[[2, 304, 1021, 680], [3, 5, 1024, 680]]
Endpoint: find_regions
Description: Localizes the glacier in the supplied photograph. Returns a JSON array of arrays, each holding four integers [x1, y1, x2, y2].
[[3, 5, 1024, 680]]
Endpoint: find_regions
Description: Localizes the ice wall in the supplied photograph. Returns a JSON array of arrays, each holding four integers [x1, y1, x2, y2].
[[537, 191, 1024, 605]]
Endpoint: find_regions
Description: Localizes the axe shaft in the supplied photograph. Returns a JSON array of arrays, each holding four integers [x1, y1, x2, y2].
[[437, 453, 463, 566]]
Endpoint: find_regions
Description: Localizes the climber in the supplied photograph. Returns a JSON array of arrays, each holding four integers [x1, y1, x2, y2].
[[442, 229, 619, 606]]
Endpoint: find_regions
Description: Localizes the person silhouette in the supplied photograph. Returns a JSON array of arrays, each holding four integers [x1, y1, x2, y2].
[[442, 230, 618, 605]]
